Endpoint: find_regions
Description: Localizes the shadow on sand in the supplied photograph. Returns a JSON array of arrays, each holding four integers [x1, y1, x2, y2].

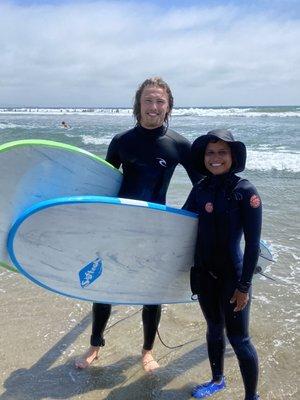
[[1, 310, 235, 400]]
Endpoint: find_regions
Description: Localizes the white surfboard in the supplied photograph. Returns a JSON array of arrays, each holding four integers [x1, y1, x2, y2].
[[0, 140, 122, 270], [8, 196, 273, 304]]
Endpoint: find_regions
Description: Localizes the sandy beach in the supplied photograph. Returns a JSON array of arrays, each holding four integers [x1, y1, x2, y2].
[[1, 265, 298, 400]]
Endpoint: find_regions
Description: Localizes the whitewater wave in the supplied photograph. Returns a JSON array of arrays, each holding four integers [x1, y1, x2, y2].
[[246, 149, 300, 172], [0, 107, 299, 118], [172, 108, 300, 118], [81, 135, 112, 145], [0, 122, 20, 129], [0, 108, 132, 116]]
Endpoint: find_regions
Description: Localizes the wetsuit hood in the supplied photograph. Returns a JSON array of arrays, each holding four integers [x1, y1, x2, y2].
[[191, 129, 246, 175]]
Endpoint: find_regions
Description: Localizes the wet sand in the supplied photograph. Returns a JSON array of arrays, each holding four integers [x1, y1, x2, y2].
[[0, 268, 298, 400]]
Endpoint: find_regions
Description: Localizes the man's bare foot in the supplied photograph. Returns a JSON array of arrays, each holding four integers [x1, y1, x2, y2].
[[75, 346, 99, 369], [142, 349, 159, 372]]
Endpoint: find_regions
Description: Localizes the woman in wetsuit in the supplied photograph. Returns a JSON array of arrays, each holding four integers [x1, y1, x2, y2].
[[183, 129, 261, 400]]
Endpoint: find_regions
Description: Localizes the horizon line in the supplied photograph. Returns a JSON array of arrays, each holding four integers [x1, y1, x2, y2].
[[0, 104, 299, 109]]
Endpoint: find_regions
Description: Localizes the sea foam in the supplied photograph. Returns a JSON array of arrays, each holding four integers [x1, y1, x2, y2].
[[246, 149, 300, 172], [81, 135, 112, 145], [0, 107, 299, 118]]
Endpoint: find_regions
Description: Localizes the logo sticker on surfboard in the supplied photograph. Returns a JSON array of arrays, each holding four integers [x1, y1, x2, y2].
[[79, 258, 103, 288]]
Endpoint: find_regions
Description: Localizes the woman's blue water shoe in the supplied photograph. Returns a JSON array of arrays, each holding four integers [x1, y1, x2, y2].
[[191, 377, 226, 398]]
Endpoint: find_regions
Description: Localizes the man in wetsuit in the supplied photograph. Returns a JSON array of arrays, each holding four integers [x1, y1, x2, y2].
[[75, 77, 198, 372]]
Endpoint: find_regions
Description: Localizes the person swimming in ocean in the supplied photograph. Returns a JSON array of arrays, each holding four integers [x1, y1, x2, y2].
[[61, 121, 70, 129]]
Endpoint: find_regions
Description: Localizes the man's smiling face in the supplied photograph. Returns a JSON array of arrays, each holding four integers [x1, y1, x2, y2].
[[140, 85, 170, 130]]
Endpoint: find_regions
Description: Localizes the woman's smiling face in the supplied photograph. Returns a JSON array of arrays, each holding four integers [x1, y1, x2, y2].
[[204, 140, 232, 175]]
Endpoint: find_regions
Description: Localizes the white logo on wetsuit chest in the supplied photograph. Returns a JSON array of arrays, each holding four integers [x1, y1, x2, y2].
[[156, 157, 167, 167]]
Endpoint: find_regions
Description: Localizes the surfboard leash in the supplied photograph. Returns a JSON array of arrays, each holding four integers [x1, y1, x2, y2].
[[156, 328, 199, 349], [104, 307, 143, 332], [104, 307, 199, 349], [257, 271, 277, 282]]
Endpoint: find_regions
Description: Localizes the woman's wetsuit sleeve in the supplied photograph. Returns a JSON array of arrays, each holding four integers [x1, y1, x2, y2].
[[237, 182, 262, 293], [182, 185, 199, 213], [105, 134, 122, 169]]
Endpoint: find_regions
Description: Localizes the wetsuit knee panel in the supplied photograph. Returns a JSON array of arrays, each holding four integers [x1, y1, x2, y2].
[[227, 334, 250, 347], [227, 334, 257, 360]]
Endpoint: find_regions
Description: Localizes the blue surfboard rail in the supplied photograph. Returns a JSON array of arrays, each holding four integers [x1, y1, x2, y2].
[[7, 195, 199, 304], [8, 195, 198, 238], [7, 196, 198, 304], [7, 195, 273, 304]]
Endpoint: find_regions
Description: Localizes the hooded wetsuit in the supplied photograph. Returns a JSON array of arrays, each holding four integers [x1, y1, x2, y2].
[[183, 172, 262, 400], [91, 124, 197, 350]]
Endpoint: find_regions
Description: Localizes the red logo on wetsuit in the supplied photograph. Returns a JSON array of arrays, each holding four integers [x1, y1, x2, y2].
[[205, 202, 214, 213], [250, 194, 261, 208]]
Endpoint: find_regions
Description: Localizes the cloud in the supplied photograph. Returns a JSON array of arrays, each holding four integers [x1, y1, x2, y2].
[[0, 0, 299, 106]]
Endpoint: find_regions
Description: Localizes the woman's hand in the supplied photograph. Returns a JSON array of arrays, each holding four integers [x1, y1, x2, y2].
[[230, 289, 249, 312]]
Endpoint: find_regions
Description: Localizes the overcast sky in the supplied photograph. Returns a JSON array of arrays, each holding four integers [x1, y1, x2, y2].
[[1, 0, 299, 107]]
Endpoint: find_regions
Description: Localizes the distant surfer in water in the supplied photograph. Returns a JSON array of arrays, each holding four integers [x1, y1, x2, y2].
[[183, 129, 261, 399], [61, 121, 70, 129], [75, 77, 199, 372]]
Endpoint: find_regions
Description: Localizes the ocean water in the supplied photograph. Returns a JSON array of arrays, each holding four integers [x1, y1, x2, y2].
[[0, 106, 299, 399]]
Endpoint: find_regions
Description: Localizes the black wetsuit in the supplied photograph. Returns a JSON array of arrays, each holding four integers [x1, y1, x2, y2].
[[183, 173, 262, 400], [91, 124, 197, 350]]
